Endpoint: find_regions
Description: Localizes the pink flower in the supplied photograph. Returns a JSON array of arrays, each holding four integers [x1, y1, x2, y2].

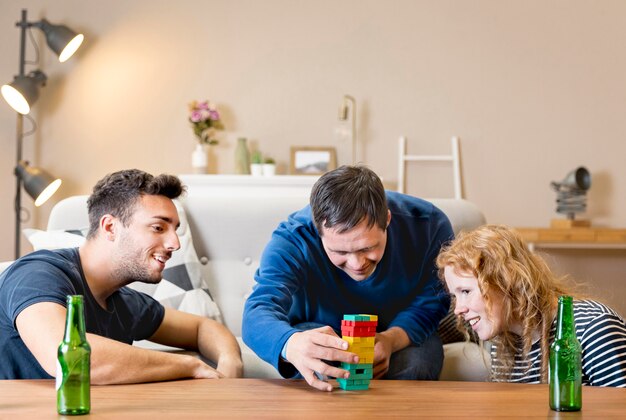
[[190, 110, 203, 123], [200, 109, 212, 121], [188, 99, 224, 145]]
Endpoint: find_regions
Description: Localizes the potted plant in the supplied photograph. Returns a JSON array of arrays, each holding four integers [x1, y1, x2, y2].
[[250, 151, 263, 176], [262, 157, 276, 176], [188, 100, 223, 173]]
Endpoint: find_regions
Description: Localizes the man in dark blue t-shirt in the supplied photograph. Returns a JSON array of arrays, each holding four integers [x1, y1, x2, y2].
[[0, 169, 242, 382]]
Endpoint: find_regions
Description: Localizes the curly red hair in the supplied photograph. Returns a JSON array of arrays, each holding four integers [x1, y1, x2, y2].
[[436, 224, 579, 382]]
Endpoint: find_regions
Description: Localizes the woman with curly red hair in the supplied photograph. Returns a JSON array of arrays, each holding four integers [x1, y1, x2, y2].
[[436, 224, 626, 387]]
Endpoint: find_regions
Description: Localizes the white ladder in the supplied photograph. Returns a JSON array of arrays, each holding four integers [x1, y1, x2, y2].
[[397, 136, 462, 199]]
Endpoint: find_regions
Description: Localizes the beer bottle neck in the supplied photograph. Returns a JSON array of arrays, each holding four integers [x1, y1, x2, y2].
[[64, 296, 87, 343], [555, 296, 575, 340]]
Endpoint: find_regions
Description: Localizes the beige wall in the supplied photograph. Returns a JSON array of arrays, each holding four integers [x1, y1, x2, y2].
[[1, 1, 625, 310]]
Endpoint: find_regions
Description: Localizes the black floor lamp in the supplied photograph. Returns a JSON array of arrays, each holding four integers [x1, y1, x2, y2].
[[1, 9, 84, 259]]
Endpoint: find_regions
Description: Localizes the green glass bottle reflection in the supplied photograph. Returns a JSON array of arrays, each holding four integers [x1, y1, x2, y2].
[[57, 295, 91, 415], [549, 295, 582, 412]]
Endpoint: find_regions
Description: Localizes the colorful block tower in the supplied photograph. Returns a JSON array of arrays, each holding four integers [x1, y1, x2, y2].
[[337, 314, 378, 391]]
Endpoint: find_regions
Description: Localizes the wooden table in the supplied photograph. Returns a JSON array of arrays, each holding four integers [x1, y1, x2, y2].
[[2, 379, 626, 418]]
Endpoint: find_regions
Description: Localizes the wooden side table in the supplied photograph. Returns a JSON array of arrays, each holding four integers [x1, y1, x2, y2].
[[514, 227, 626, 251]]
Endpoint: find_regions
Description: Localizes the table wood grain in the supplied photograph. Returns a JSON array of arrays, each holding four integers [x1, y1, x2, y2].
[[1, 379, 625, 418]]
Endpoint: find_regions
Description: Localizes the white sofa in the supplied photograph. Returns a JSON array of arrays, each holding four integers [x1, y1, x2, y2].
[[1, 174, 490, 381]]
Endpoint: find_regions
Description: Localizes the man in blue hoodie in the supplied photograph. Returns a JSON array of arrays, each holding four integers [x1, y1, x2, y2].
[[243, 165, 452, 391]]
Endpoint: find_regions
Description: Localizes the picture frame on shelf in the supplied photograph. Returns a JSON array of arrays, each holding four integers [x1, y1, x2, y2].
[[290, 147, 337, 175]]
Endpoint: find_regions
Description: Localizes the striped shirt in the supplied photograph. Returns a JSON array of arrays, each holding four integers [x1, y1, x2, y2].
[[491, 299, 626, 387]]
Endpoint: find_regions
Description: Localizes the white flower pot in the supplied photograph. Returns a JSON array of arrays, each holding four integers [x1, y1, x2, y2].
[[250, 163, 263, 176], [262, 164, 276, 176]]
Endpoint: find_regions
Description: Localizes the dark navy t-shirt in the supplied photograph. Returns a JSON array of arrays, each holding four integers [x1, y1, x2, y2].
[[0, 248, 165, 379]]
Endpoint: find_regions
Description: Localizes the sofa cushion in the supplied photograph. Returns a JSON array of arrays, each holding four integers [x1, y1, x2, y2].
[[22, 199, 222, 323], [0, 261, 13, 275], [440, 341, 491, 381], [23, 228, 86, 249], [201, 260, 258, 335]]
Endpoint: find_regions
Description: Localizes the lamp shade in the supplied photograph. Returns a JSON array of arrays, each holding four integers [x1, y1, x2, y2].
[[563, 167, 591, 191], [38, 19, 84, 63], [15, 161, 62, 207], [1, 71, 47, 115]]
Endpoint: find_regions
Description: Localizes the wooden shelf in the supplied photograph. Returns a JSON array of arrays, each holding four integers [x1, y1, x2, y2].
[[178, 174, 320, 199], [515, 227, 626, 250]]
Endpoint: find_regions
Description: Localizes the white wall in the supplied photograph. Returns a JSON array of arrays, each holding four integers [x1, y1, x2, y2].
[[1, 1, 625, 312]]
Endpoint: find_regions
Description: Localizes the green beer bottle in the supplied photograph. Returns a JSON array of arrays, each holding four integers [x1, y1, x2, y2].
[[57, 295, 91, 415], [549, 295, 582, 411]]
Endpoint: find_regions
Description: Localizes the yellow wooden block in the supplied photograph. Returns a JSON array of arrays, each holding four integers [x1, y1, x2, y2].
[[346, 340, 375, 349], [348, 343, 374, 352], [348, 347, 374, 354], [343, 336, 375, 345], [357, 351, 374, 359]]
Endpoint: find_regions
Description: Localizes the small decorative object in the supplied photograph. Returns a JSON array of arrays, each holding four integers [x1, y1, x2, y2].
[[250, 151, 263, 176], [234, 137, 251, 174], [290, 146, 337, 175], [337, 314, 377, 391], [550, 167, 591, 228], [191, 144, 208, 174], [188, 100, 223, 173], [262, 157, 276, 176]]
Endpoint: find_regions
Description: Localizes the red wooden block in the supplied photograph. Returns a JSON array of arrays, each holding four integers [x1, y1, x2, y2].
[[341, 320, 378, 327], [341, 326, 376, 337]]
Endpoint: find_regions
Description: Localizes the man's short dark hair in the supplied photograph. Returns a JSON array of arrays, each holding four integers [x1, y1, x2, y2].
[[86, 169, 185, 238], [310, 165, 388, 235]]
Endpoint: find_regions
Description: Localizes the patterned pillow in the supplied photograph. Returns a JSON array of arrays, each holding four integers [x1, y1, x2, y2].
[[22, 199, 222, 323]]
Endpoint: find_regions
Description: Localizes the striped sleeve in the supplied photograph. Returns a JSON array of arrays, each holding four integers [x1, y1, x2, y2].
[[489, 299, 626, 386], [581, 311, 626, 387]]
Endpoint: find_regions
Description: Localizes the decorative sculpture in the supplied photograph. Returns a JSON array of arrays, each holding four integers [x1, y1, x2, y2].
[[550, 167, 591, 228]]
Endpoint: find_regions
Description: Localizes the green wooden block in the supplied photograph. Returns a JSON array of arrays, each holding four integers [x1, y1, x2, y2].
[[341, 362, 373, 371], [348, 370, 373, 380], [343, 383, 370, 391], [343, 314, 378, 322], [337, 378, 371, 391]]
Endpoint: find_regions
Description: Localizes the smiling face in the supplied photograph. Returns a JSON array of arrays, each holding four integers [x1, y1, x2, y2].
[[320, 215, 389, 281], [111, 194, 181, 284], [444, 265, 504, 341]]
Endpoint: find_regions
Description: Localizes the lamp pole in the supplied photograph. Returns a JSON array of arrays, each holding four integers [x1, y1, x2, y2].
[[6, 8, 77, 258], [339, 94, 357, 164], [347, 95, 357, 164], [15, 116, 24, 260], [14, 9, 28, 259]]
